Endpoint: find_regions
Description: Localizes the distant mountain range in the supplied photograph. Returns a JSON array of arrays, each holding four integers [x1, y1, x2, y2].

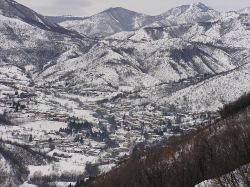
[[58, 7, 156, 37], [0, 0, 249, 113], [52, 2, 220, 37]]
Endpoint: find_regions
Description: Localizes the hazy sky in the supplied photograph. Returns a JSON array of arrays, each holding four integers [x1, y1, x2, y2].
[[16, 0, 250, 17]]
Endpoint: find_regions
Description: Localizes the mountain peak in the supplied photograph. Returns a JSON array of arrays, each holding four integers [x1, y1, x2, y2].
[[191, 2, 207, 6], [160, 1, 219, 24], [102, 7, 142, 16], [190, 2, 211, 11], [105, 7, 129, 11]]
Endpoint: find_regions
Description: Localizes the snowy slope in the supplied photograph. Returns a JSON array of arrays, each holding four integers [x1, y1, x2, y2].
[[36, 38, 232, 91], [157, 2, 219, 25], [0, 140, 53, 187], [0, 11, 93, 70], [38, 13, 250, 92], [60, 7, 155, 37], [160, 63, 250, 112], [184, 13, 250, 48]]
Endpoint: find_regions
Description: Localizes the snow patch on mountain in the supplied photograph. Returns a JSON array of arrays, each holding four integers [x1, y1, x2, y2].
[[160, 63, 250, 112]]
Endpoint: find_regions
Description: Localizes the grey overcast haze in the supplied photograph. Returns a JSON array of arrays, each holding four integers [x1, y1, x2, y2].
[[16, 0, 250, 16]]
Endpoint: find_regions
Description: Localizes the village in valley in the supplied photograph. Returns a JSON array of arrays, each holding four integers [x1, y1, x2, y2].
[[0, 72, 220, 186]]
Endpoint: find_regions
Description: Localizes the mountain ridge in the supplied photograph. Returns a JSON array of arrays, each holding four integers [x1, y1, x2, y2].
[[0, 0, 83, 37], [57, 2, 220, 37], [59, 6, 155, 37]]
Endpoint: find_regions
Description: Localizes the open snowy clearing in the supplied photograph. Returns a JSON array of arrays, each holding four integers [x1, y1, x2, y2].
[[21, 120, 68, 132]]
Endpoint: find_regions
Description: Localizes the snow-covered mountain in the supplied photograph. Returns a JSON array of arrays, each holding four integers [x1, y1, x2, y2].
[[39, 13, 250, 94], [156, 2, 219, 26], [59, 2, 220, 37], [0, 14, 91, 68], [0, 0, 95, 75], [59, 7, 155, 37], [160, 63, 250, 112]]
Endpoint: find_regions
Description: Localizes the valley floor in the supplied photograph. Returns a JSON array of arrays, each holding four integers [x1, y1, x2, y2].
[[0, 78, 218, 186]]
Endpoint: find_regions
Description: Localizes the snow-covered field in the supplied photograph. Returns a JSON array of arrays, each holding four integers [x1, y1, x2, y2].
[[21, 121, 67, 132]]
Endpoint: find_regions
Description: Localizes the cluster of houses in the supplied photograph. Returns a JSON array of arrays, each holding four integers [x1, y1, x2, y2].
[[0, 85, 221, 173]]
